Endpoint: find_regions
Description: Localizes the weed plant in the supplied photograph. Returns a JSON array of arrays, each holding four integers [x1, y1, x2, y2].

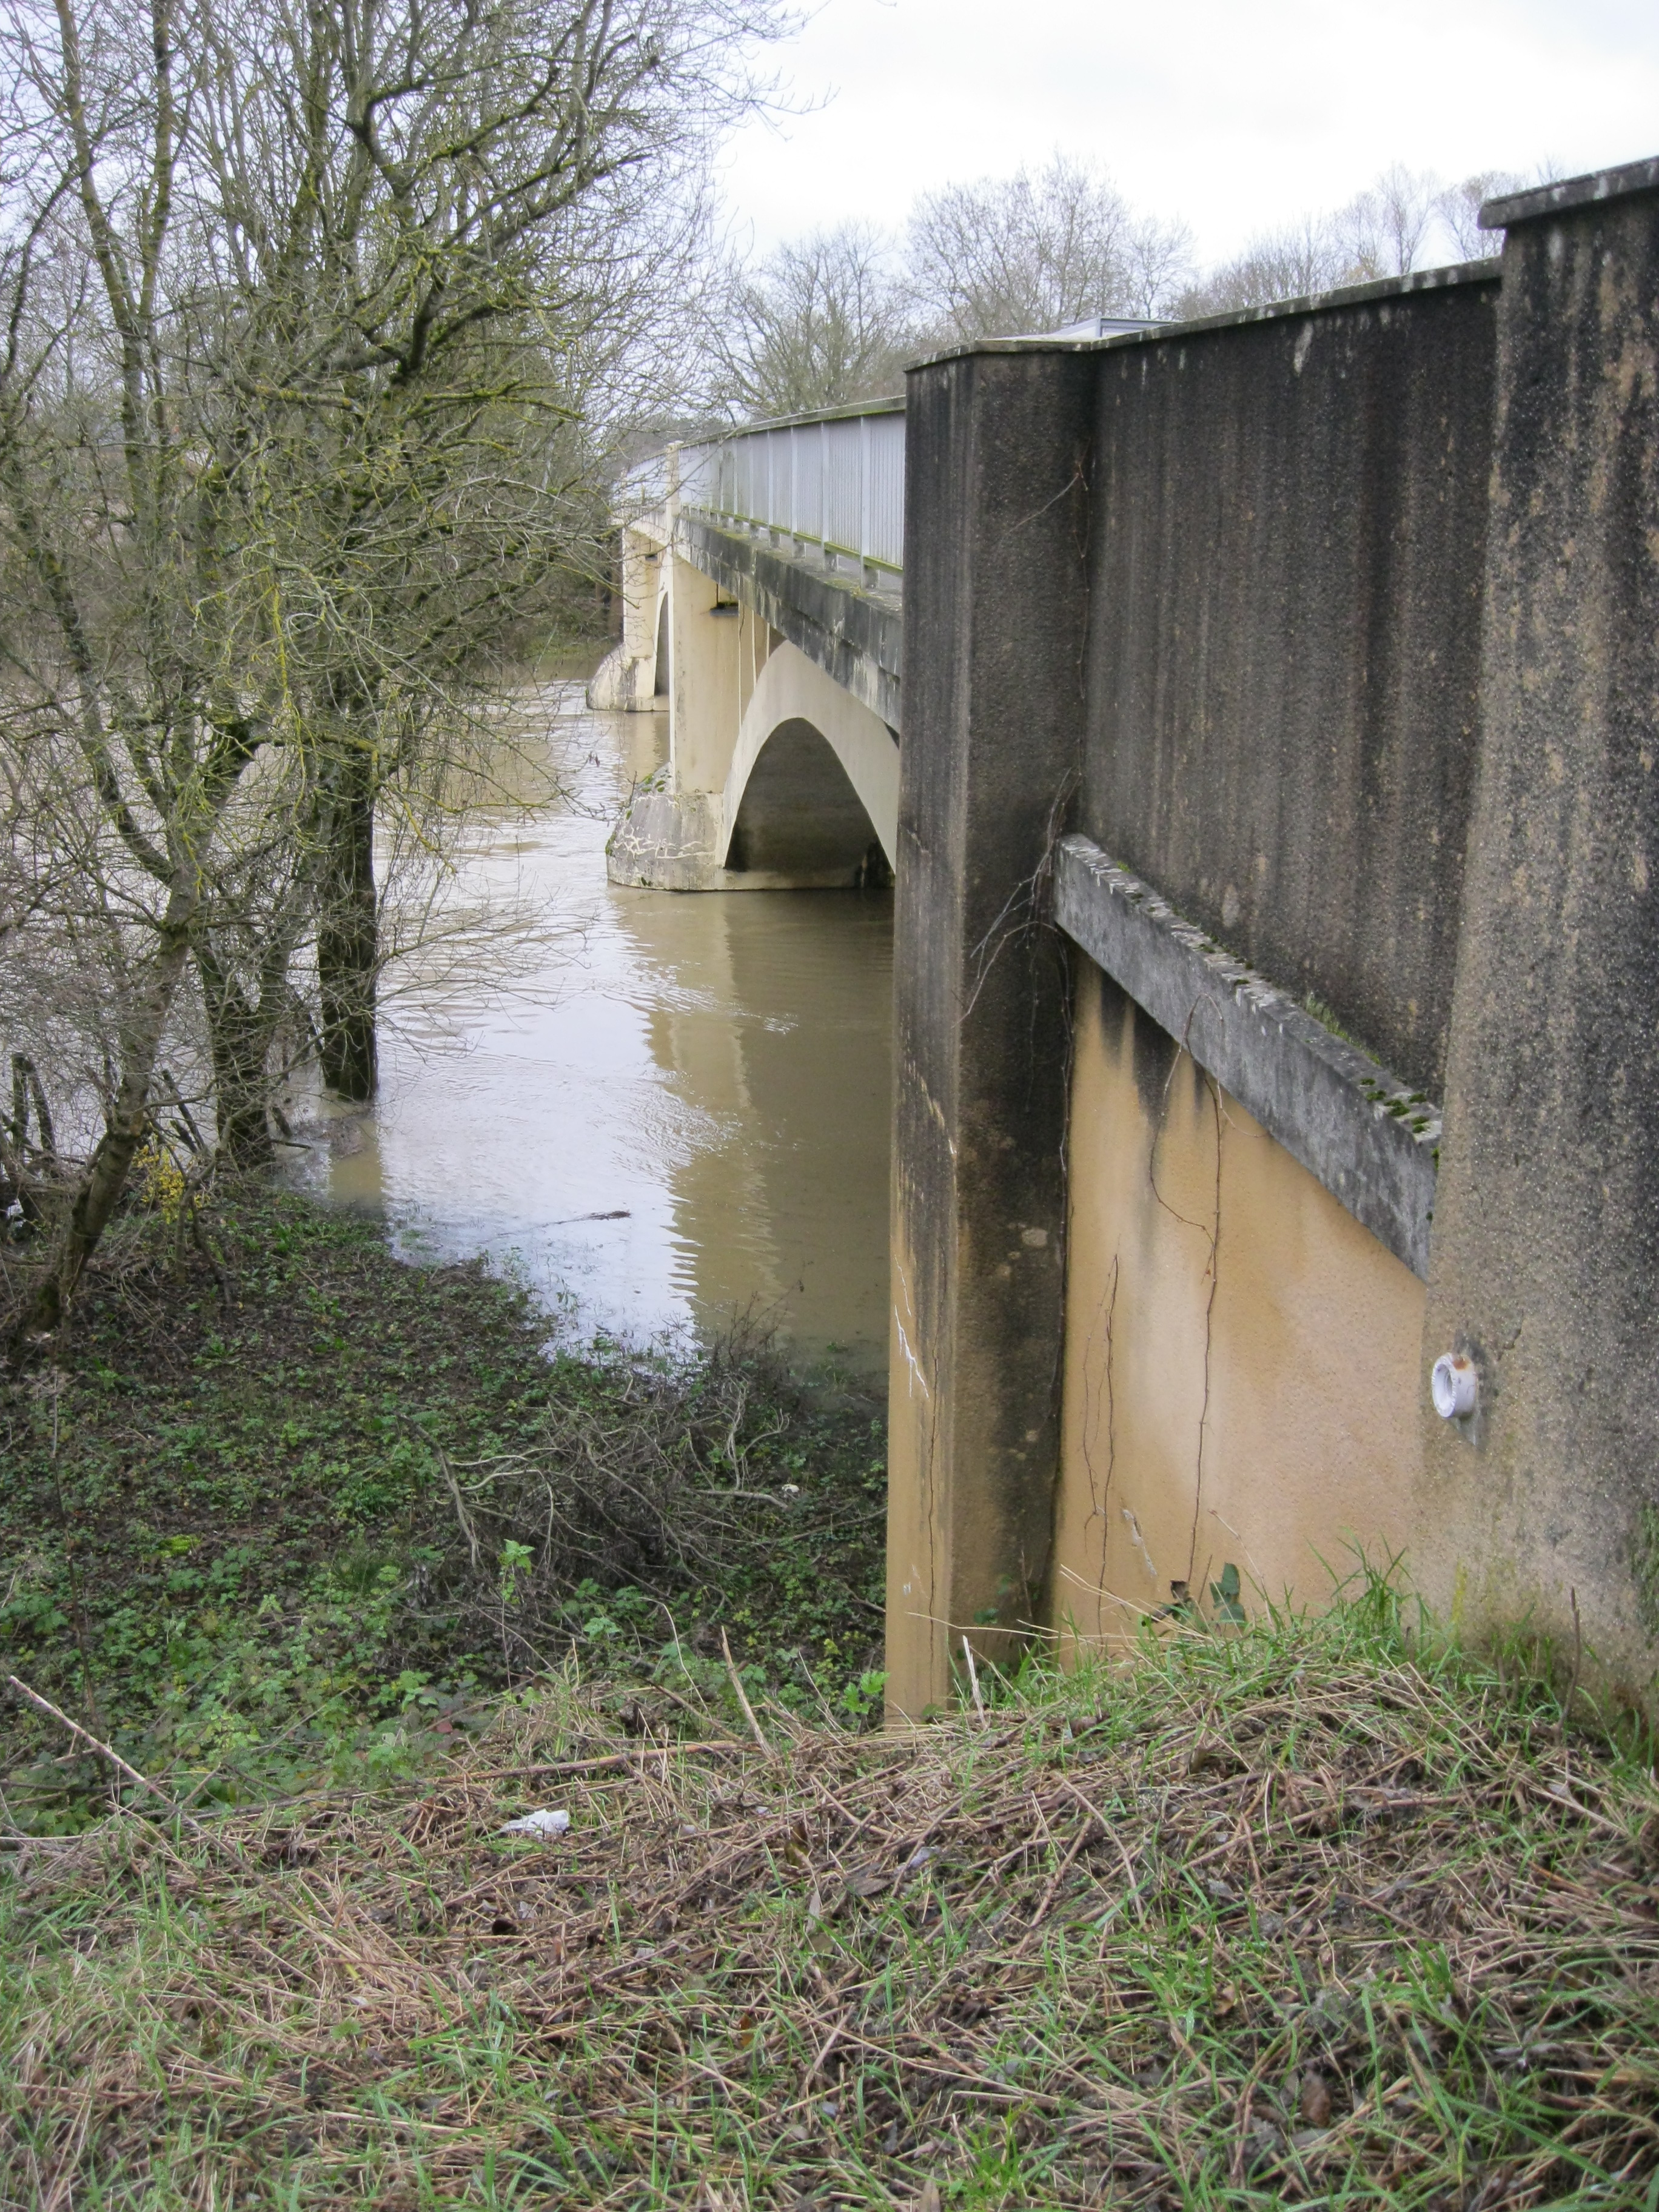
[[3, 1583, 1657, 2207], [0, 1190, 886, 1828]]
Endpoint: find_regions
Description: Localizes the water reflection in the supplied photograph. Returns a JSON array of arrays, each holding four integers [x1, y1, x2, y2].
[[283, 683, 893, 1369]]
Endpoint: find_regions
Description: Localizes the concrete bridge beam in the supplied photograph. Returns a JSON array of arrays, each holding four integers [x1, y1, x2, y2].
[[607, 564, 899, 891]]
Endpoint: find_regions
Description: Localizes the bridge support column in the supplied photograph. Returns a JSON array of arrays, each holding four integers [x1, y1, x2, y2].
[[606, 554, 740, 888], [885, 349, 1094, 1719], [587, 528, 663, 711], [1419, 163, 1659, 1697]]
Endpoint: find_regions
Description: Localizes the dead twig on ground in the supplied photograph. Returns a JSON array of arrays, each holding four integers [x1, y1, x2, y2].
[[5, 1676, 243, 1866], [720, 1626, 773, 1757]]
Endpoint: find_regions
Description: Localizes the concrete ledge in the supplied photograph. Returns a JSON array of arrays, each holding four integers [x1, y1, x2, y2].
[[677, 514, 903, 732], [1053, 835, 1441, 1278], [908, 260, 1500, 371], [1481, 156, 1659, 231]]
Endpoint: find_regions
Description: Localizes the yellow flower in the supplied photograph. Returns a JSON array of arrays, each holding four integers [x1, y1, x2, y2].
[[133, 1139, 187, 1224]]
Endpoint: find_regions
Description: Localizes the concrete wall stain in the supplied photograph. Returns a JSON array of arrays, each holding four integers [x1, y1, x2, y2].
[[1082, 278, 1498, 1099], [1056, 959, 1427, 1652]]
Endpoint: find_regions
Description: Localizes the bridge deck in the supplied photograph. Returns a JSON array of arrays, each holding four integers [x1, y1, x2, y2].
[[675, 513, 902, 734]]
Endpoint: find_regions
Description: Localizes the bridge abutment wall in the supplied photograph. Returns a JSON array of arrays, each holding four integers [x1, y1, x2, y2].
[[891, 162, 1659, 1720]]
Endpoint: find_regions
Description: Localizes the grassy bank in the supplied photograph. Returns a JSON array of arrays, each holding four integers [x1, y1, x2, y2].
[[4, 1588, 1657, 2208], [0, 1189, 886, 1828]]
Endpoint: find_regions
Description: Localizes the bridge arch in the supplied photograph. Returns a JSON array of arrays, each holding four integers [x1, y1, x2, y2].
[[652, 588, 670, 700], [718, 640, 898, 883]]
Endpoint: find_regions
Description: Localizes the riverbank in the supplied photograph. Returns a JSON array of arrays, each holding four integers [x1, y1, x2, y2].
[[4, 1589, 1657, 2208], [0, 1188, 887, 1831]]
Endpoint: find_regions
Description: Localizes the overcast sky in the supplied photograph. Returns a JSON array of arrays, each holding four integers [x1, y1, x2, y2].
[[715, 0, 1659, 266]]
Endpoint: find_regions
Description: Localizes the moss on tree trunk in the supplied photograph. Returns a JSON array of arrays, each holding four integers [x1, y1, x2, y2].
[[317, 762, 378, 1103]]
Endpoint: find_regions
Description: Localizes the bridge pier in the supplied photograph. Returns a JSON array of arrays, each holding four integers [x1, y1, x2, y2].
[[587, 527, 663, 712], [597, 478, 902, 892], [885, 350, 1094, 1719]]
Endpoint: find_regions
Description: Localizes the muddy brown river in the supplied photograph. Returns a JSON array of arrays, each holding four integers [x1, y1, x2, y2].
[[283, 682, 893, 1373]]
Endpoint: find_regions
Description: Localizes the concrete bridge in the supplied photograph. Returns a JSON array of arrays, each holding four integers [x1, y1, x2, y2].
[[592, 402, 905, 890], [597, 158, 1659, 1726]]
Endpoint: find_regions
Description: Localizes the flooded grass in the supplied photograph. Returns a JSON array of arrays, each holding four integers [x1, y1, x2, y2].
[[0, 1187, 886, 1830], [3, 1591, 1657, 2207]]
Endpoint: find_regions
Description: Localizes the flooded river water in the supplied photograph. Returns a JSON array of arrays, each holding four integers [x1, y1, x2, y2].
[[284, 682, 894, 1372]]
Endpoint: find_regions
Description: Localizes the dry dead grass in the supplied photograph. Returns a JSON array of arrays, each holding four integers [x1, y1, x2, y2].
[[4, 1588, 1658, 2209]]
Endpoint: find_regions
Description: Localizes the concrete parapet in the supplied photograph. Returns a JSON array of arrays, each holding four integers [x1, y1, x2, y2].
[[1419, 161, 1659, 1703], [889, 158, 1659, 1719], [1082, 268, 1497, 1101], [885, 349, 1093, 1720]]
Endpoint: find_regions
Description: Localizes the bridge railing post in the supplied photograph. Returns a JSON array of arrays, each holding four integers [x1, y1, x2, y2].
[[859, 411, 871, 576]]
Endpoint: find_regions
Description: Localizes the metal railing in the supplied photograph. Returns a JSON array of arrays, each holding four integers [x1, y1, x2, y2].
[[625, 398, 906, 578]]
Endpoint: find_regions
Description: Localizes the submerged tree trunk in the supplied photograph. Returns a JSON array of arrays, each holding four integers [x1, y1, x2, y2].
[[317, 756, 378, 1102]]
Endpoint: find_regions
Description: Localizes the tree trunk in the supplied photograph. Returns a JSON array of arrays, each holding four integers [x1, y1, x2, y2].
[[195, 943, 275, 1168], [15, 917, 194, 1344], [4, 1054, 57, 1226], [317, 757, 378, 1102]]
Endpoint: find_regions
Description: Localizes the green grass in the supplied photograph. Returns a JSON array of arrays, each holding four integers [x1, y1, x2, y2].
[[4, 1583, 1657, 2208], [1, 1187, 886, 1827], [5, 1191, 1658, 2205]]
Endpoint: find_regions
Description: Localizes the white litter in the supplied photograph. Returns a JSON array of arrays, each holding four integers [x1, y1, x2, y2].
[[498, 1808, 571, 1837]]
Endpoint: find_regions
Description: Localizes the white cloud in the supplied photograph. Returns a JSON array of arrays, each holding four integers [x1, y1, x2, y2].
[[717, 0, 1659, 262]]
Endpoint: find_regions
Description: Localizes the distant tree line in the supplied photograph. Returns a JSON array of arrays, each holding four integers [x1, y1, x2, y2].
[[698, 156, 1541, 420]]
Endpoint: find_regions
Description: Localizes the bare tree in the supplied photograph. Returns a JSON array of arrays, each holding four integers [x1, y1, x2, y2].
[[1436, 170, 1526, 262], [1119, 213, 1196, 320], [708, 223, 910, 418], [705, 161, 1191, 406], [1333, 165, 1443, 281], [1176, 166, 1451, 317], [0, 0, 782, 1338], [907, 155, 1141, 343], [1171, 217, 1347, 318], [1172, 159, 1569, 320]]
